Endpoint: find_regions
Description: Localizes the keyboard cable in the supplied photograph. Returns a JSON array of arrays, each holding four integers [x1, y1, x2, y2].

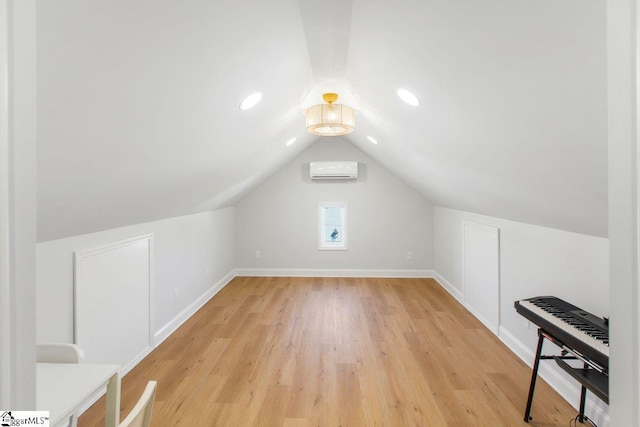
[[570, 413, 599, 427]]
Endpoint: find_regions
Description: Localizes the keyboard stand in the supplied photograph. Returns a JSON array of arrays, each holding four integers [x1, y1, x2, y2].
[[524, 328, 578, 422]]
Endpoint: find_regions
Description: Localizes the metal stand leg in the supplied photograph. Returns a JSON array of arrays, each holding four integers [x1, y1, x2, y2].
[[578, 385, 587, 423], [524, 330, 545, 422], [578, 362, 588, 423]]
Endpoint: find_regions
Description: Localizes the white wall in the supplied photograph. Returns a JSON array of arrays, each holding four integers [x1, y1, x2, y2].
[[235, 139, 434, 273], [36, 208, 236, 344], [607, 0, 639, 424], [0, 0, 37, 409], [433, 206, 609, 422]]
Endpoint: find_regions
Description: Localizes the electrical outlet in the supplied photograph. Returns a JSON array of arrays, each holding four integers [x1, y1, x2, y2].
[[206, 267, 210, 277], [255, 250, 261, 259], [174, 288, 179, 301], [406, 251, 413, 260]]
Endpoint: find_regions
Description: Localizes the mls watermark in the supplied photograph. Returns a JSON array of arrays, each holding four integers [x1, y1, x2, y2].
[[0, 412, 49, 426]]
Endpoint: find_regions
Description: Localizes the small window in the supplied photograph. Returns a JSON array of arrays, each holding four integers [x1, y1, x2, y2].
[[318, 202, 347, 250]]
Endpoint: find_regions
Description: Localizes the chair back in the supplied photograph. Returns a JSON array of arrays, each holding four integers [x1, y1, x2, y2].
[[36, 343, 86, 427], [119, 381, 157, 427], [36, 343, 85, 363]]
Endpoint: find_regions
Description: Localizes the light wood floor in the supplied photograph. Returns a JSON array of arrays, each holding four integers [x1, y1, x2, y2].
[[79, 277, 578, 426]]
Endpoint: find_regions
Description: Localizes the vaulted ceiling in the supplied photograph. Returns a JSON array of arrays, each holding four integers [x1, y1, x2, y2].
[[37, 0, 607, 242]]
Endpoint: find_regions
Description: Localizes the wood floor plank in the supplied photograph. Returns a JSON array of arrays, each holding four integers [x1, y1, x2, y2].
[[282, 418, 312, 427], [79, 277, 581, 426]]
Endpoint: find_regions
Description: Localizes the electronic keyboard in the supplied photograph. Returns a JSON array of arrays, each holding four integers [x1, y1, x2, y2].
[[515, 296, 608, 370], [514, 296, 609, 423]]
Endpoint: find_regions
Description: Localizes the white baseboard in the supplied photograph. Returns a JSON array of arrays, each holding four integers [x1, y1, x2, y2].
[[121, 345, 154, 377], [235, 268, 436, 278], [464, 302, 499, 335], [154, 269, 236, 345], [432, 271, 463, 302]]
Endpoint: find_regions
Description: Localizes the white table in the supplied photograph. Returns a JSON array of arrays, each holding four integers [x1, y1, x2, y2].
[[36, 362, 121, 427]]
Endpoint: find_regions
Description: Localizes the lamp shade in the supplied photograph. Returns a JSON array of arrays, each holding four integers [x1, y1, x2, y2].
[[306, 93, 355, 136]]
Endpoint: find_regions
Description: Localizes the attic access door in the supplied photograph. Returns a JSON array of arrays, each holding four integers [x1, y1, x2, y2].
[[462, 221, 500, 335], [74, 235, 153, 372]]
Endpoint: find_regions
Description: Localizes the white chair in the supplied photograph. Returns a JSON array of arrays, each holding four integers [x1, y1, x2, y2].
[[119, 381, 157, 427], [36, 343, 86, 427], [36, 343, 85, 364]]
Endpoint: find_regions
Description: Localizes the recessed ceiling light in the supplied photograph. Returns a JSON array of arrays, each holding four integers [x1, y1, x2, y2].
[[367, 136, 378, 145], [397, 88, 420, 106], [239, 92, 262, 110], [285, 137, 297, 146]]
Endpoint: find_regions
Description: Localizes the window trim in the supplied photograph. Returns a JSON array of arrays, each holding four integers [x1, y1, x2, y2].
[[318, 202, 348, 250]]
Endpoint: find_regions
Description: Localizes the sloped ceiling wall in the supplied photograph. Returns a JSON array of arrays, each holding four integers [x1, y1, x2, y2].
[[36, 0, 607, 242]]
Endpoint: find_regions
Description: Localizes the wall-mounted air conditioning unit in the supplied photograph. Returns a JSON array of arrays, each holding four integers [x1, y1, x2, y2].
[[310, 161, 358, 180]]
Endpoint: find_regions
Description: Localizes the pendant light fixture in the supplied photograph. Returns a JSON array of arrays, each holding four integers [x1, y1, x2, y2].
[[305, 93, 355, 136]]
